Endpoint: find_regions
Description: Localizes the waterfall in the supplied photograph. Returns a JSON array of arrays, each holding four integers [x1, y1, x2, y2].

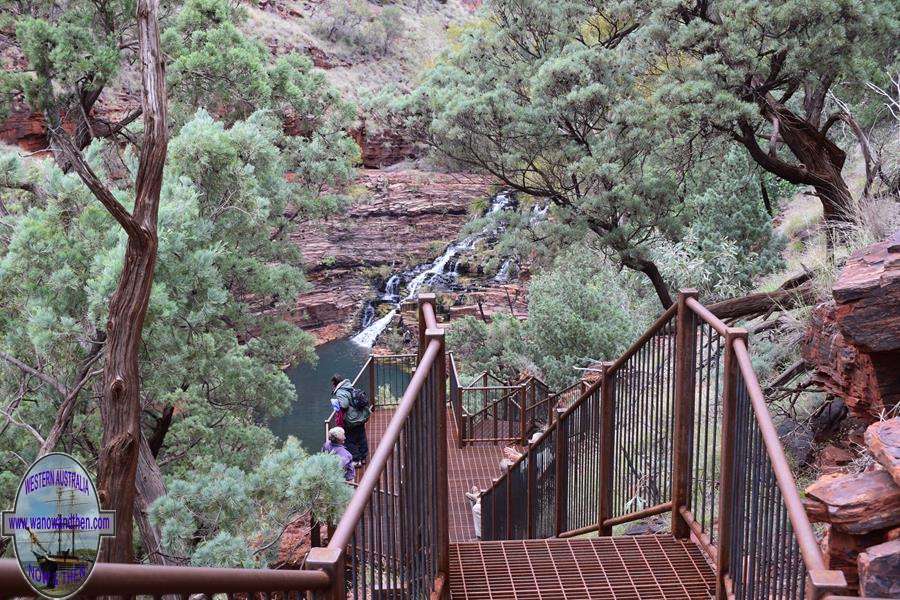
[[494, 258, 514, 282], [351, 190, 517, 347], [360, 302, 376, 328], [382, 274, 401, 301]]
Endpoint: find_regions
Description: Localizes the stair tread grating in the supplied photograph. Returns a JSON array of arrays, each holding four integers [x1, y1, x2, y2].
[[449, 535, 715, 599]]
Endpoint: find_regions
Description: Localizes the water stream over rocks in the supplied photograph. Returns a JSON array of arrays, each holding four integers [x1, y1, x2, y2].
[[351, 190, 517, 346]]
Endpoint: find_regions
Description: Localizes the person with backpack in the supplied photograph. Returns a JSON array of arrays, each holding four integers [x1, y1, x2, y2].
[[330, 374, 370, 465]]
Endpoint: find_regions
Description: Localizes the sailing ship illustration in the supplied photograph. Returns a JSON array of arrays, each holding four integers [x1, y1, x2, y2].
[[24, 488, 91, 590]]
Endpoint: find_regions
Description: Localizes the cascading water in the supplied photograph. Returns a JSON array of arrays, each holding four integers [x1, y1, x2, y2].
[[351, 190, 516, 346], [494, 258, 514, 283]]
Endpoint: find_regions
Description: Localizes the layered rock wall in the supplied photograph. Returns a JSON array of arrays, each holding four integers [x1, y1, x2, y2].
[[802, 232, 900, 419], [287, 170, 493, 342]]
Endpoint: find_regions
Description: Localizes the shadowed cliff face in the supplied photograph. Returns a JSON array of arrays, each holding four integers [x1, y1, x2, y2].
[[286, 169, 494, 343]]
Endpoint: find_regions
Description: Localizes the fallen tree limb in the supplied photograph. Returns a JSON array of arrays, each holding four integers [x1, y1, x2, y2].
[[708, 280, 819, 320]]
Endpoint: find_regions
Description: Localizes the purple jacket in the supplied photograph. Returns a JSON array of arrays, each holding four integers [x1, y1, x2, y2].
[[322, 440, 355, 481]]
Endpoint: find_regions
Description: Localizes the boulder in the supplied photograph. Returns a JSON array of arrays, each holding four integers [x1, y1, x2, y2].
[[858, 539, 900, 598], [777, 418, 815, 465], [802, 232, 900, 420], [866, 418, 900, 487], [814, 444, 855, 475], [804, 471, 900, 534], [824, 528, 888, 590]]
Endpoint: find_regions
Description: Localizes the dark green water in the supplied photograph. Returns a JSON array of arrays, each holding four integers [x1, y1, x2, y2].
[[269, 339, 369, 453]]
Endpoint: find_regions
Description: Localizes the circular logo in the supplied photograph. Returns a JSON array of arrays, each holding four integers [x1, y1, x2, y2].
[[2, 453, 115, 599]]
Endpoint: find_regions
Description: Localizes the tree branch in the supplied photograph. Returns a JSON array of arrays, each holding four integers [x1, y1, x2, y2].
[[39, 335, 106, 456], [47, 123, 144, 239], [0, 351, 68, 398]]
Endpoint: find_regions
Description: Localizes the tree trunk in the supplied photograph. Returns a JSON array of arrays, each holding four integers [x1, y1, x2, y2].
[[134, 432, 173, 565], [621, 254, 674, 309], [97, 241, 157, 563], [740, 100, 853, 233], [707, 280, 818, 320], [89, 0, 168, 564], [771, 107, 852, 226]]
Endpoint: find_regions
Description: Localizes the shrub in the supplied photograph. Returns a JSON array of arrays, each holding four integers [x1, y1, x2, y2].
[[312, 0, 405, 58]]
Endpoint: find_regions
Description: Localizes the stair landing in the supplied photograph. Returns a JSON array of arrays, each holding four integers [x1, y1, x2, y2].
[[449, 535, 715, 599]]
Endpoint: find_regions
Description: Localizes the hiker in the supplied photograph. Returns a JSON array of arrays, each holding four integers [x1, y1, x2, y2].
[[331, 374, 370, 465], [465, 486, 483, 539], [322, 426, 355, 481], [499, 427, 545, 472]]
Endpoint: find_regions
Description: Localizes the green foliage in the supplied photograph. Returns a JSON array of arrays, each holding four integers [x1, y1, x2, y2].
[[2, 0, 128, 113], [449, 249, 647, 388], [654, 149, 785, 300], [389, 0, 897, 304], [0, 108, 348, 521], [163, 0, 359, 140], [150, 437, 352, 566]]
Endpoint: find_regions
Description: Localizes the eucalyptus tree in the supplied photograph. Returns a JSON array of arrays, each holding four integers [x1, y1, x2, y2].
[[0, 0, 356, 562]]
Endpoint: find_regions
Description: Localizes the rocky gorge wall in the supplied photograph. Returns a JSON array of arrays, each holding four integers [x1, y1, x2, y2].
[[286, 169, 494, 343]]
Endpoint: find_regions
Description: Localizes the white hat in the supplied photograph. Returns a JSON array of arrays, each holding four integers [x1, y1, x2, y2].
[[328, 427, 346, 442]]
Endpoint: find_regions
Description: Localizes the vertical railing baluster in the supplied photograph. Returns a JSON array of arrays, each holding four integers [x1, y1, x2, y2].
[[598, 361, 615, 535], [716, 328, 746, 598], [672, 289, 699, 537], [426, 327, 449, 598], [519, 384, 528, 445], [554, 407, 568, 535]]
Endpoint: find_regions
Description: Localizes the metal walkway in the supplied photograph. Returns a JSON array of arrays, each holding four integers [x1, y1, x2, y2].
[[449, 536, 716, 599], [365, 406, 508, 542]]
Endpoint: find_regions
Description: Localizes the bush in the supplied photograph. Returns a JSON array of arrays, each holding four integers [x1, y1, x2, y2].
[[312, 0, 405, 58], [656, 149, 785, 300], [448, 249, 647, 388]]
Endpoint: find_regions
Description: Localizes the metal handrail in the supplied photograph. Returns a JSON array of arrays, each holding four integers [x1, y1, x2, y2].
[[0, 558, 330, 595], [733, 338, 826, 573], [327, 339, 442, 551], [475, 292, 847, 597], [307, 294, 449, 599]]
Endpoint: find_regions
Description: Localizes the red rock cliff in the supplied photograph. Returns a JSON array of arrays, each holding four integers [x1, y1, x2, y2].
[[802, 232, 900, 420], [286, 169, 493, 343]]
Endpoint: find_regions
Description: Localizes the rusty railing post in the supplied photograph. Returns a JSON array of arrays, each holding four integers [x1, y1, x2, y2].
[[519, 384, 528, 445], [805, 569, 849, 600], [671, 289, 699, 538], [505, 471, 512, 538], [305, 547, 344, 600], [427, 326, 450, 597], [526, 444, 536, 538], [716, 327, 746, 599], [554, 407, 568, 536], [417, 293, 436, 361], [368, 355, 377, 409], [597, 361, 615, 536]]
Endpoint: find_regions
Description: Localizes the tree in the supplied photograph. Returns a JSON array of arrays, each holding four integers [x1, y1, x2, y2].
[[392, 0, 689, 307], [2, 0, 169, 563], [149, 439, 351, 567], [1, 0, 357, 563], [0, 107, 353, 562], [0, 1, 147, 166], [636, 0, 897, 236], [449, 249, 646, 388]]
